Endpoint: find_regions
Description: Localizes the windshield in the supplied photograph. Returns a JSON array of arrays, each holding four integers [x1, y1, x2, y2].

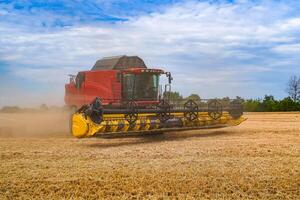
[[122, 73, 159, 101]]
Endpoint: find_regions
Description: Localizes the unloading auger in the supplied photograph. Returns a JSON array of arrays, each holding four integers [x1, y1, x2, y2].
[[71, 97, 245, 138]]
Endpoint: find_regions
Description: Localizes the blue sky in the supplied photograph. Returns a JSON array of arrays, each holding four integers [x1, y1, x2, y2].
[[0, 0, 300, 106]]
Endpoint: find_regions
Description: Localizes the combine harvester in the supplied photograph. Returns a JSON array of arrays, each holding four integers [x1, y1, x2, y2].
[[65, 56, 245, 138]]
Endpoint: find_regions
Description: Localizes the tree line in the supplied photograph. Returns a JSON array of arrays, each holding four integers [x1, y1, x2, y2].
[[1, 76, 300, 113], [165, 75, 300, 112], [164, 93, 300, 112], [243, 75, 300, 111]]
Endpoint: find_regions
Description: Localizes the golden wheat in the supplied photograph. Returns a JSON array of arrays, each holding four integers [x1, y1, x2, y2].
[[0, 112, 299, 199]]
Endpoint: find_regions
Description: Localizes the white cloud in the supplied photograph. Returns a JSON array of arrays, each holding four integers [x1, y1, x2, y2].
[[272, 43, 300, 54], [279, 18, 300, 30], [1, 0, 300, 106]]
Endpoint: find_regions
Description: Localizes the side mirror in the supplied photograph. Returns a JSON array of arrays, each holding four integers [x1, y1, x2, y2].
[[68, 74, 76, 84], [166, 72, 173, 84]]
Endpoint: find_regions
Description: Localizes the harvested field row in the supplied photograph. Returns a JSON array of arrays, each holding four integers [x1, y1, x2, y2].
[[0, 112, 299, 199]]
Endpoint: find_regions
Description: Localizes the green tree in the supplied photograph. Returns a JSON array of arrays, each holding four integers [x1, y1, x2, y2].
[[262, 95, 276, 112], [278, 97, 300, 111], [0, 106, 22, 113], [186, 94, 201, 101], [243, 95, 300, 112], [163, 91, 183, 102], [243, 99, 260, 112]]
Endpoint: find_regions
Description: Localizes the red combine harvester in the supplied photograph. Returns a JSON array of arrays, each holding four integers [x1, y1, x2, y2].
[[65, 55, 245, 138], [65, 55, 170, 109]]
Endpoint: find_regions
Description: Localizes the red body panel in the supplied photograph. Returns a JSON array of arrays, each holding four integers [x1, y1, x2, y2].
[[65, 70, 121, 108], [64, 68, 164, 108]]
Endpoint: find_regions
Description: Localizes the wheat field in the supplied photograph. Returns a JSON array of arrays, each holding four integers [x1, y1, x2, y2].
[[0, 112, 299, 199]]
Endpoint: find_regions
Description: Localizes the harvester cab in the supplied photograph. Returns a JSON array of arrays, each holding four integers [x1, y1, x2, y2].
[[65, 56, 172, 109], [120, 68, 174, 104], [65, 55, 246, 138], [120, 68, 165, 103]]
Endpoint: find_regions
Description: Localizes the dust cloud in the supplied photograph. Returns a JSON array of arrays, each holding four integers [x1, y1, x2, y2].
[[0, 112, 71, 137]]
